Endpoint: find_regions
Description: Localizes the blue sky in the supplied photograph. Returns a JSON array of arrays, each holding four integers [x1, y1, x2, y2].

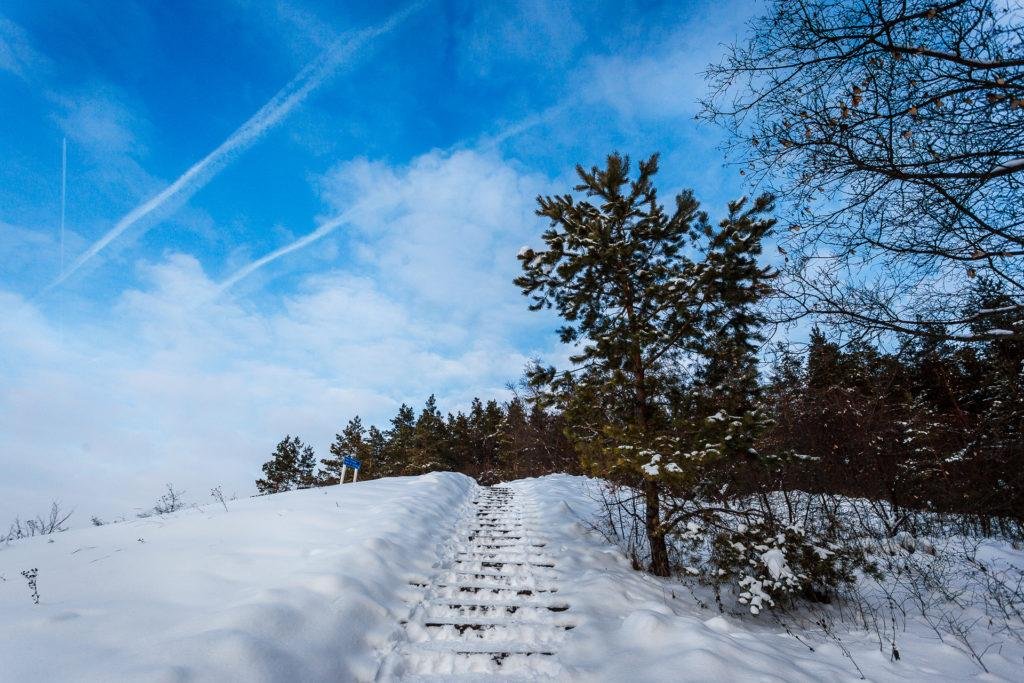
[[0, 0, 758, 520]]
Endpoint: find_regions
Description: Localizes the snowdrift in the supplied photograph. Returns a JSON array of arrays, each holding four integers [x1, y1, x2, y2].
[[0, 473, 474, 681], [2, 472, 1021, 681]]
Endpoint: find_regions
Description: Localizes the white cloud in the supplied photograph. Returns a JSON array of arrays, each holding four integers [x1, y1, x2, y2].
[[581, 3, 753, 120], [217, 107, 573, 293], [319, 149, 545, 308], [456, 0, 587, 78], [0, 149, 568, 523], [0, 16, 44, 79], [53, 89, 142, 155], [586, 49, 707, 119]]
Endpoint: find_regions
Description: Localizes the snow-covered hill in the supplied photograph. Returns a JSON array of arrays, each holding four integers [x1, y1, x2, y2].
[[1, 474, 1020, 681]]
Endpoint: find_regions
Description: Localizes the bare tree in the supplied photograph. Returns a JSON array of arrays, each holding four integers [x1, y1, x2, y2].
[[703, 0, 1024, 342]]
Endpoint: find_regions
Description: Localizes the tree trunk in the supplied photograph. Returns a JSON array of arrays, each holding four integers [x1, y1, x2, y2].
[[620, 276, 671, 577], [644, 478, 670, 576]]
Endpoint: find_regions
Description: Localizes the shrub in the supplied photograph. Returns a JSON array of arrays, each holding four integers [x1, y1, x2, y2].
[[710, 519, 875, 614]]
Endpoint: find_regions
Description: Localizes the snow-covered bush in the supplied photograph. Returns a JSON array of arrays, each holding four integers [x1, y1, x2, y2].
[[709, 519, 874, 615]]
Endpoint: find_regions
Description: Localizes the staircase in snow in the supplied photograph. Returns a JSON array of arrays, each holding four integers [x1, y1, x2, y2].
[[378, 486, 573, 681]]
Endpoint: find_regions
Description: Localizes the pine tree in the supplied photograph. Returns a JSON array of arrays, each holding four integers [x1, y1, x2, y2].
[[528, 402, 576, 475], [806, 327, 843, 392], [497, 398, 530, 480], [256, 435, 314, 494], [964, 278, 1024, 518], [322, 417, 370, 484], [446, 410, 474, 475], [295, 440, 318, 489], [366, 426, 388, 478], [519, 153, 708, 575], [478, 400, 504, 476], [383, 404, 417, 475], [465, 398, 496, 474], [409, 395, 451, 474], [761, 342, 805, 458], [517, 153, 776, 575], [696, 196, 775, 414], [679, 195, 777, 481]]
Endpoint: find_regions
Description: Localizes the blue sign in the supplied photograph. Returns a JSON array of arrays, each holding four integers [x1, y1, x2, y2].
[[343, 456, 361, 470]]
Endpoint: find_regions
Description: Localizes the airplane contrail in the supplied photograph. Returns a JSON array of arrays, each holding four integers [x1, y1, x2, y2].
[[475, 103, 566, 150], [216, 106, 564, 294], [216, 211, 353, 294], [47, 1, 426, 292]]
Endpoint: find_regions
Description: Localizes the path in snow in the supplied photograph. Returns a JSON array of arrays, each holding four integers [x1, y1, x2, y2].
[[4, 474, 1023, 681], [378, 485, 573, 681]]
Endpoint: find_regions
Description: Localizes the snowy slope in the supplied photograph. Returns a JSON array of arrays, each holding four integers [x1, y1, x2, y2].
[[504, 475, 1024, 682], [1, 472, 1021, 681], [0, 473, 475, 681]]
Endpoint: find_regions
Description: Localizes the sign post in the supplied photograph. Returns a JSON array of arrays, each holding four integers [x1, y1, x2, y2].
[[342, 456, 361, 483]]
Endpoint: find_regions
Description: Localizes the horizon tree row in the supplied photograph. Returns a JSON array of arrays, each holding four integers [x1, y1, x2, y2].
[[255, 395, 578, 494]]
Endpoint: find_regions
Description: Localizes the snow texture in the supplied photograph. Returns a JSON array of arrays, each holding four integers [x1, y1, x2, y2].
[[0, 473, 473, 681], [2, 473, 1022, 681], [502, 475, 1024, 682]]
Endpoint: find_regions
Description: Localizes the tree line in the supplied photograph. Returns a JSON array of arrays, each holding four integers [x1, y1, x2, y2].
[[763, 293, 1023, 528], [256, 395, 577, 494]]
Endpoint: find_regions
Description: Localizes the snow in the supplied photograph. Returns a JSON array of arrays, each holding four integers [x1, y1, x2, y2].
[[0, 473, 474, 682], [2, 472, 1022, 681], [760, 547, 788, 580], [640, 453, 661, 475], [502, 475, 1024, 682]]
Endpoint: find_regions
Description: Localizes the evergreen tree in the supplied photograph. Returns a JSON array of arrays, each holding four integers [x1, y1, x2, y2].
[[409, 395, 451, 474], [497, 398, 530, 480], [366, 426, 389, 478], [322, 417, 370, 484], [477, 400, 504, 477], [256, 435, 315, 494], [446, 410, 475, 476], [679, 195, 777, 477], [383, 404, 417, 475], [516, 153, 776, 575], [760, 343, 805, 459], [528, 402, 577, 475], [295, 440, 318, 489], [465, 398, 495, 474], [698, 197, 774, 409], [963, 278, 1024, 517]]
